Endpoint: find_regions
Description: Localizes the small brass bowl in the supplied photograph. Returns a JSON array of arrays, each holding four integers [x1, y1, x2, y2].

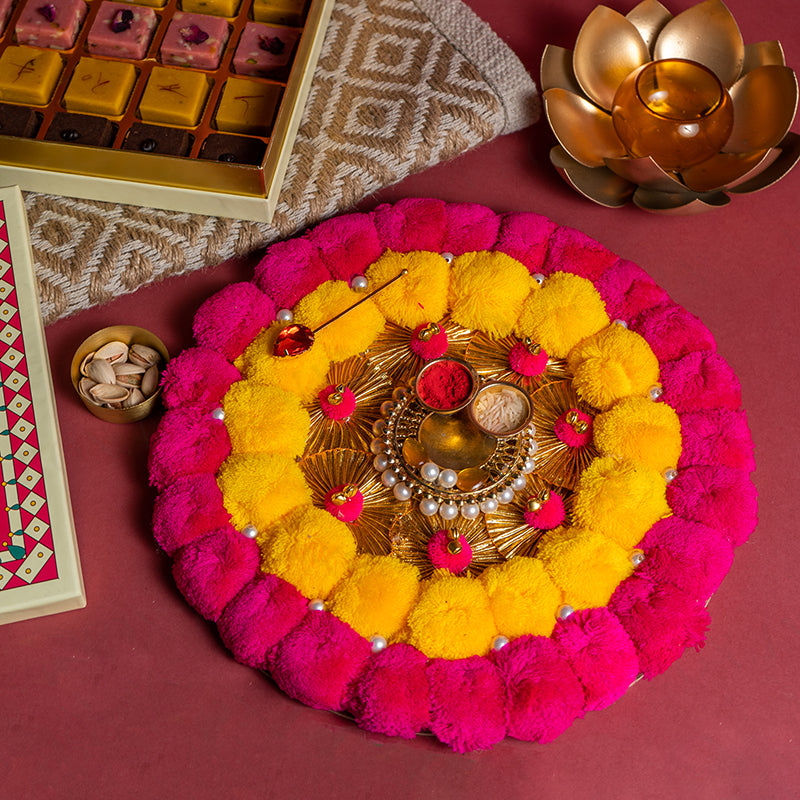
[[414, 357, 478, 414], [70, 325, 169, 423], [468, 381, 533, 438]]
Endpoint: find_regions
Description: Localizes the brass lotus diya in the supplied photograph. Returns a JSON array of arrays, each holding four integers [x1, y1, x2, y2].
[[542, 0, 799, 213]]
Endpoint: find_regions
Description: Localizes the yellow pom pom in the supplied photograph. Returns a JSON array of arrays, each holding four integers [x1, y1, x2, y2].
[[365, 251, 450, 328], [567, 324, 660, 410], [516, 271, 609, 358], [293, 280, 385, 362], [236, 323, 330, 402], [405, 573, 497, 659], [217, 452, 310, 531], [449, 251, 534, 337], [223, 381, 310, 457], [260, 505, 356, 599], [536, 526, 633, 609], [594, 396, 682, 473], [481, 557, 562, 638], [327, 554, 420, 639], [571, 456, 670, 548]]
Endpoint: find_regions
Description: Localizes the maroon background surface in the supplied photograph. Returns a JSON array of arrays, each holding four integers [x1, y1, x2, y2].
[[4, 1, 799, 797]]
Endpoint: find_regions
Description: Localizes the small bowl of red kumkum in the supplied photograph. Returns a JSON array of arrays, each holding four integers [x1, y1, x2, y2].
[[414, 357, 478, 413], [468, 380, 533, 438]]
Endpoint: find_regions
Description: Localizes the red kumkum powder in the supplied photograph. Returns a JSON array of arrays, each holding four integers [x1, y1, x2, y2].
[[417, 360, 473, 410]]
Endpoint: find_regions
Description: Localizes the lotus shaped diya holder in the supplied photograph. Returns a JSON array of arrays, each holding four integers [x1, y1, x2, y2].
[[542, 0, 799, 212]]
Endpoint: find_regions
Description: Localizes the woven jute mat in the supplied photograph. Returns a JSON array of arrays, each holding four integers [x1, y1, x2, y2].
[[24, 0, 540, 325]]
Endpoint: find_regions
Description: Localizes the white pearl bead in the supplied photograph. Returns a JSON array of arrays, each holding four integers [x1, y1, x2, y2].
[[649, 384, 664, 401], [512, 475, 528, 491], [420, 498, 439, 517], [420, 461, 440, 482], [438, 469, 458, 488], [211, 407, 225, 421], [663, 468, 678, 483], [532, 273, 545, 285], [522, 459, 536, 474], [350, 275, 369, 291], [393, 482, 412, 501], [392, 386, 409, 402], [613, 319, 628, 328], [557, 604, 575, 620], [373, 453, 389, 471], [369, 437, 386, 456], [380, 400, 396, 417], [492, 635, 509, 651], [441, 252, 454, 264], [381, 470, 398, 488], [370, 635, 387, 653], [276, 308, 293, 323], [308, 599, 325, 611], [241, 524, 258, 539], [498, 487, 515, 504], [460, 503, 480, 520], [372, 419, 387, 436], [480, 497, 499, 514], [439, 502, 459, 520], [630, 550, 645, 566]]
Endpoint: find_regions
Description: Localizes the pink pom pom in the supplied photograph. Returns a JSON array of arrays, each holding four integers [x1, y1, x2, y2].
[[678, 408, 755, 471], [552, 608, 639, 712], [493, 636, 585, 743], [441, 202, 501, 254], [667, 464, 758, 547], [660, 351, 742, 411], [318, 384, 356, 419], [637, 517, 735, 602], [427, 656, 507, 752], [254, 237, 330, 308], [267, 611, 372, 710], [323, 485, 364, 523], [306, 213, 382, 282], [192, 282, 276, 361], [508, 341, 548, 376], [494, 212, 558, 273], [632, 302, 716, 362], [542, 225, 618, 280], [347, 643, 431, 739], [595, 258, 670, 321], [427, 529, 472, 573], [172, 526, 260, 621], [408, 322, 449, 361], [160, 347, 241, 412], [149, 407, 231, 490], [217, 574, 308, 668], [554, 409, 593, 447], [523, 491, 565, 530], [372, 198, 447, 252], [152, 473, 230, 555]]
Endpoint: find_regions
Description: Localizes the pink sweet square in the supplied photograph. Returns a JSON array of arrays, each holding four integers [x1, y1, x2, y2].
[[15, 0, 87, 50], [0, 0, 14, 37], [160, 12, 229, 70], [233, 21, 299, 78], [87, 1, 158, 60]]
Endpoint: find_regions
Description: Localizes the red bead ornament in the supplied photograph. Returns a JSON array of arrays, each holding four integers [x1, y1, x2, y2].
[[323, 484, 364, 522], [427, 529, 473, 573], [273, 324, 315, 357], [523, 490, 565, 530], [409, 322, 449, 361], [554, 408, 593, 448], [508, 340, 548, 376], [319, 384, 356, 419]]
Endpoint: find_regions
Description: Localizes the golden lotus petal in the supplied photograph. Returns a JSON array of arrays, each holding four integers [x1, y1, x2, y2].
[[550, 146, 634, 208], [626, 0, 673, 54], [743, 41, 786, 73], [723, 65, 798, 154], [604, 155, 687, 192], [681, 150, 772, 192], [728, 133, 800, 194], [633, 185, 730, 214], [654, 0, 744, 88], [573, 6, 650, 110], [540, 44, 582, 94], [544, 89, 627, 167]]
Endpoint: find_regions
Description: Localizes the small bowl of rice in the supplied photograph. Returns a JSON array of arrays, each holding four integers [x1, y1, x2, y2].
[[468, 380, 532, 438]]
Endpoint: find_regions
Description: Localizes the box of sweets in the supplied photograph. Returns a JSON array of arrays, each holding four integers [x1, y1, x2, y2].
[[0, 0, 334, 222], [0, 184, 85, 625]]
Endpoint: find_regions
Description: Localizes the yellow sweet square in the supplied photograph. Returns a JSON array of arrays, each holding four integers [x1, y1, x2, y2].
[[215, 78, 282, 136], [252, 0, 306, 25], [63, 58, 138, 117], [0, 46, 63, 106], [181, 0, 241, 16], [138, 66, 210, 127]]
